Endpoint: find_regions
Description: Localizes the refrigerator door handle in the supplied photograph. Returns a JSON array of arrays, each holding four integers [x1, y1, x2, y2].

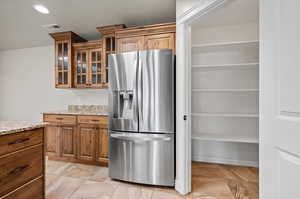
[[137, 55, 143, 122]]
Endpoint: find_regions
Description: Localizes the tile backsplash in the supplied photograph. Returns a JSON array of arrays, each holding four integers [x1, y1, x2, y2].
[[68, 105, 108, 113]]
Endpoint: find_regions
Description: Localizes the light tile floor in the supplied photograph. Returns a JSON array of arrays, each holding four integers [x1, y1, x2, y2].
[[46, 159, 258, 199]]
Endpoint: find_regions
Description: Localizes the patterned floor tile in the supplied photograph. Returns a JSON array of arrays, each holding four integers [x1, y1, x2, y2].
[[68, 180, 118, 199], [45, 160, 259, 199], [46, 176, 84, 199]]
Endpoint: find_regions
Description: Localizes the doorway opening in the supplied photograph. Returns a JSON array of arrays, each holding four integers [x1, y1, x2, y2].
[[189, 0, 259, 197]]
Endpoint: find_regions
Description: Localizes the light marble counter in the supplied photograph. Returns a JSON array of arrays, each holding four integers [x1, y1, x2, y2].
[[0, 121, 47, 136]]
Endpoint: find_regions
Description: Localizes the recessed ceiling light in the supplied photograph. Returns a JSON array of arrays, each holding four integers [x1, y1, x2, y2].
[[33, 4, 49, 14]]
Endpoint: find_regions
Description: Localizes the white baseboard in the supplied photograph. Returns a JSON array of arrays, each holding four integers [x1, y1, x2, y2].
[[192, 155, 259, 167]]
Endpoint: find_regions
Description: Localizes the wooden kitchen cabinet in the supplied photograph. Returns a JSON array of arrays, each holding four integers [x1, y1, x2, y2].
[[98, 128, 109, 161], [50, 32, 86, 88], [55, 40, 70, 87], [2, 177, 44, 199], [77, 125, 97, 162], [144, 33, 175, 50], [45, 125, 60, 157], [0, 145, 43, 196], [97, 24, 126, 86], [116, 36, 144, 53], [115, 22, 176, 53], [0, 127, 45, 199], [73, 40, 104, 88], [74, 50, 89, 87], [43, 114, 108, 166], [60, 125, 77, 159], [89, 49, 102, 87]]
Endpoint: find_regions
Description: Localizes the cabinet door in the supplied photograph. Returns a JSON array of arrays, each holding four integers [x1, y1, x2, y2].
[[61, 125, 76, 159], [116, 36, 144, 53], [103, 36, 116, 86], [89, 49, 103, 88], [144, 33, 175, 52], [78, 126, 97, 161], [45, 125, 60, 157], [74, 50, 89, 88], [55, 40, 71, 88], [98, 128, 109, 161]]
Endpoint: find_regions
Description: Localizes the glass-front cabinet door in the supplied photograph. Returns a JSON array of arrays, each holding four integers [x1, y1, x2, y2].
[[56, 40, 71, 87], [89, 49, 102, 87], [75, 50, 89, 87], [103, 36, 115, 86]]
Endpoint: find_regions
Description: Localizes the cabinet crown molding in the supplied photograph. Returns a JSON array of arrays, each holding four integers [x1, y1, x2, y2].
[[115, 22, 176, 38], [50, 31, 87, 42], [96, 24, 126, 36], [72, 40, 102, 50]]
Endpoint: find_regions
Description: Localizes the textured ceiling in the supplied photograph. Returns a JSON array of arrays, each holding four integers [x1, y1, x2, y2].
[[0, 0, 175, 50]]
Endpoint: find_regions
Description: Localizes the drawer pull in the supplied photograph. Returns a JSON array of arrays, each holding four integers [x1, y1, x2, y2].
[[91, 120, 99, 122], [56, 117, 64, 120], [9, 165, 29, 175], [8, 138, 30, 145]]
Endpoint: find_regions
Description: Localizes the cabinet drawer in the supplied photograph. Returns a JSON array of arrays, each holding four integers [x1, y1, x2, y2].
[[2, 176, 44, 199], [0, 145, 43, 196], [44, 114, 76, 125], [0, 128, 43, 156], [78, 116, 108, 127]]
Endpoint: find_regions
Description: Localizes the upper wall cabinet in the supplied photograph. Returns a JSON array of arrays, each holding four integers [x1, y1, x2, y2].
[[115, 22, 176, 53], [97, 24, 126, 87], [144, 33, 175, 50], [50, 32, 86, 88], [116, 36, 144, 53], [73, 40, 104, 88]]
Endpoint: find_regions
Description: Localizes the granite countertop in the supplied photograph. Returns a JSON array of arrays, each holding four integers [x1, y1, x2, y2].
[[0, 121, 47, 136], [43, 105, 108, 116], [43, 110, 108, 116]]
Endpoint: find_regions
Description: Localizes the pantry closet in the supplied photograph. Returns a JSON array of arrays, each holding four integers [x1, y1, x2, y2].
[[190, 0, 259, 166]]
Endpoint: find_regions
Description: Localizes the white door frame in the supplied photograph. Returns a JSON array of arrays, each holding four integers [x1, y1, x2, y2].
[[175, 0, 230, 195]]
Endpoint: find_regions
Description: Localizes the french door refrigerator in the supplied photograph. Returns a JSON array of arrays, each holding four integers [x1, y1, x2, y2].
[[108, 49, 175, 186]]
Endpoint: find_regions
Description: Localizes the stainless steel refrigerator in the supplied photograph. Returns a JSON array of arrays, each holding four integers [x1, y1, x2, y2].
[[108, 49, 175, 186]]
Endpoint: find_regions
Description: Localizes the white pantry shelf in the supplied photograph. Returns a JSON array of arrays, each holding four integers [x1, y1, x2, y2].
[[192, 113, 259, 118], [192, 132, 259, 144], [192, 89, 259, 92], [192, 62, 259, 69], [192, 40, 259, 49]]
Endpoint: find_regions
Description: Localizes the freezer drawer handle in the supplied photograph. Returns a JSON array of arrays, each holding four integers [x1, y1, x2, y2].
[[110, 134, 171, 142]]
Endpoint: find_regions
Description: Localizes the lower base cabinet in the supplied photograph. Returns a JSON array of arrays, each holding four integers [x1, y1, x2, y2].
[[2, 177, 44, 199], [78, 125, 97, 162], [43, 114, 108, 166], [61, 125, 77, 159], [98, 128, 109, 160], [45, 125, 60, 157], [0, 128, 45, 199]]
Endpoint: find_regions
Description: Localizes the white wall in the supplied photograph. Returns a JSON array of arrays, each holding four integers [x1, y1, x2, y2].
[[0, 45, 108, 122]]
